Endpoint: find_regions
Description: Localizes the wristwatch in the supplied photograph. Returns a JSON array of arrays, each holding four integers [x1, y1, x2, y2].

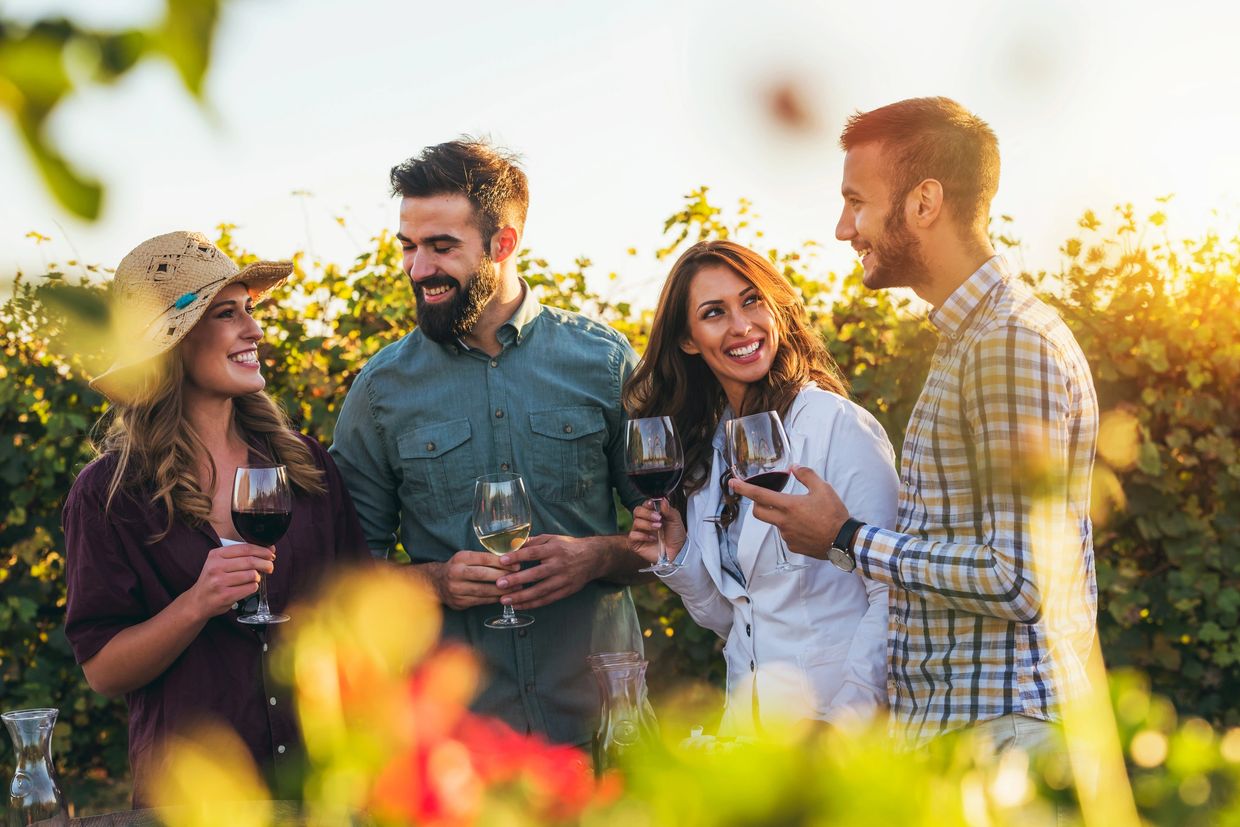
[[827, 517, 866, 572]]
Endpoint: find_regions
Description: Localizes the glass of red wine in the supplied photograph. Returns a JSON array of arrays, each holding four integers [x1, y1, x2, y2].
[[624, 416, 685, 574], [724, 411, 808, 574], [232, 465, 292, 625]]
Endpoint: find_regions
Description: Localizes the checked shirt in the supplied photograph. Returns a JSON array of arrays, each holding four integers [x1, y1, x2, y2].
[[854, 256, 1099, 746]]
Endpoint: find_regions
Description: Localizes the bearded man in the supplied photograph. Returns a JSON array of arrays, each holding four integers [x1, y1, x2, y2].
[[330, 139, 647, 746]]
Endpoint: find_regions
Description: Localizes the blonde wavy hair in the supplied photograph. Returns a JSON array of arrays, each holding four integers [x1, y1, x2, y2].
[[95, 347, 326, 542]]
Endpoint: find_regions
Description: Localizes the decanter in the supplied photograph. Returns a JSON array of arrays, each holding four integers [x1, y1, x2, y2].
[[3, 708, 68, 826], [588, 652, 659, 774]]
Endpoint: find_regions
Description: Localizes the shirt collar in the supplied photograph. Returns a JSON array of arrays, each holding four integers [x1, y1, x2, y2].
[[501, 279, 542, 346], [928, 254, 1009, 340], [454, 278, 543, 352]]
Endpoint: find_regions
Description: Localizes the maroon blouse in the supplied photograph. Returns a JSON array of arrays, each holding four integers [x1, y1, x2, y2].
[[62, 434, 370, 806]]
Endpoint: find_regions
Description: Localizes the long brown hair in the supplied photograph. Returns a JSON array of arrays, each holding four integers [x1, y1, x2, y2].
[[94, 346, 326, 542], [623, 240, 847, 504]]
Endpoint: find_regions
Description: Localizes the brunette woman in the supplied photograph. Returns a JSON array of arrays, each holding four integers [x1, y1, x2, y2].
[[625, 240, 899, 735], [63, 231, 369, 805]]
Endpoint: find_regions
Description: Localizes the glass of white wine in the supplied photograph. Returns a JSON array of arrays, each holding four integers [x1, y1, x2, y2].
[[473, 472, 535, 630]]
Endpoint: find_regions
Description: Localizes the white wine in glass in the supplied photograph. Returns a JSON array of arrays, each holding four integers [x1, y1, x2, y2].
[[473, 472, 535, 630], [477, 522, 531, 555]]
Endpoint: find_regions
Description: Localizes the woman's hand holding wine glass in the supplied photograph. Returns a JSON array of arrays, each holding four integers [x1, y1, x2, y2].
[[628, 500, 687, 567], [188, 543, 276, 619], [624, 416, 685, 574]]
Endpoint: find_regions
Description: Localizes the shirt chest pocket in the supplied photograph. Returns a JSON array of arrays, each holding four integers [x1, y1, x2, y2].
[[526, 406, 608, 503], [397, 418, 478, 515]]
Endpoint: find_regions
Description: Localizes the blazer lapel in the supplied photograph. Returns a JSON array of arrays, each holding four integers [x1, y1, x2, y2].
[[689, 459, 729, 595]]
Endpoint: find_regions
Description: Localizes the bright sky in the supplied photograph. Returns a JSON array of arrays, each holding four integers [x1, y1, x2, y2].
[[4, 0, 1240, 306]]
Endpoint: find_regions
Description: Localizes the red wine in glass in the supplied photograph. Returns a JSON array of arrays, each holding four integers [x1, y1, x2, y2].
[[627, 467, 684, 500], [725, 411, 808, 574], [232, 465, 292, 624], [230, 510, 292, 547], [741, 470, 790, 493], [624, 416, 685, 574]]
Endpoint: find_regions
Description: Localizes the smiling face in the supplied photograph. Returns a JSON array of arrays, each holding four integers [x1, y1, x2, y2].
[[680, 264, 780, 412], [178, 282, 265, 400], [397, 193, 500, 343], [835, 141, 930, 292]]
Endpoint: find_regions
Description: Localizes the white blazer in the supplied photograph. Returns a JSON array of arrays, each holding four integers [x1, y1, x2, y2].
[[660, 385, 899, 736]]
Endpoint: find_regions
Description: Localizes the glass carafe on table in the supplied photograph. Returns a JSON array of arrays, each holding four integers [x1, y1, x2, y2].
[[3, 708, 68, 826], [588, 652, 659, 774]]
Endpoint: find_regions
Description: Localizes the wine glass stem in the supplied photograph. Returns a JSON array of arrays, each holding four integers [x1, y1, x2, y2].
[[503, 604, 516, 620], [654, 497, 670, 566], [775, 530, 794, 567], [256, 573, 273, 616]]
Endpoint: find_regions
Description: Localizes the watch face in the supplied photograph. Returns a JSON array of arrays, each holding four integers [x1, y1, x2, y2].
[[827, 546, 856, 573]]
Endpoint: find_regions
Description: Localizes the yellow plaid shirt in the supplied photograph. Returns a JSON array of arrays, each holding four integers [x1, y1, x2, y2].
[[854, 256, 1099, 746]]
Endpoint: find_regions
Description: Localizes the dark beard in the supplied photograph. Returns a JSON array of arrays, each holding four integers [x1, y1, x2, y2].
[[864, 203, 931, 292], [414, 253, 499, 343]]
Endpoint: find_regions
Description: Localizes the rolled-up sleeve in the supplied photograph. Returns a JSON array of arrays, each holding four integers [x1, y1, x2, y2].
[[62, 473, 145, 665]]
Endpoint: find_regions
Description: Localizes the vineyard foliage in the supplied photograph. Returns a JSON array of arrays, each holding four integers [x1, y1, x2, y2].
[[2, 192, 1237, 802]]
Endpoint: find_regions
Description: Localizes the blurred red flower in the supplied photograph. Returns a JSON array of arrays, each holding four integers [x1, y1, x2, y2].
[[368, 646, 616, 825]]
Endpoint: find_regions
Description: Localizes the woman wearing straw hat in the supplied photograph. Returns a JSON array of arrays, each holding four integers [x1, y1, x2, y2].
[[62, 231, 370, 806]]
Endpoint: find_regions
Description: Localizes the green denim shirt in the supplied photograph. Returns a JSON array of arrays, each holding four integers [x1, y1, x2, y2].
[[328, 283, 643, 746]]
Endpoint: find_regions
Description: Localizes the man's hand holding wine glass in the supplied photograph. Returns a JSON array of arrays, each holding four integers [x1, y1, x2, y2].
[[727, 465, 851, 560], [493, 534, 621, 611], [424, 551, 521, 611]]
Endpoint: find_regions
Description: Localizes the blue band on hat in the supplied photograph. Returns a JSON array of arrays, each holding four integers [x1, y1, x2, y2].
[[173, 291, 197, 309]]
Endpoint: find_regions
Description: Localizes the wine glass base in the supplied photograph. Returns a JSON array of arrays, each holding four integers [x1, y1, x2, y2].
[[238, 613, 290, 625], [486, 613, 534, 629], [640, 560, 684, 575]]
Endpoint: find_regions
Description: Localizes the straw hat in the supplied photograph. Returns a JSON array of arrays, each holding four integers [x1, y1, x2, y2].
[[89, 231, 293, 404]]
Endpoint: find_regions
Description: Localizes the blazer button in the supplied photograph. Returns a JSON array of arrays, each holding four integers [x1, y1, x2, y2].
[[750, 660, 755, 672], [745, 623, 751, 636]]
